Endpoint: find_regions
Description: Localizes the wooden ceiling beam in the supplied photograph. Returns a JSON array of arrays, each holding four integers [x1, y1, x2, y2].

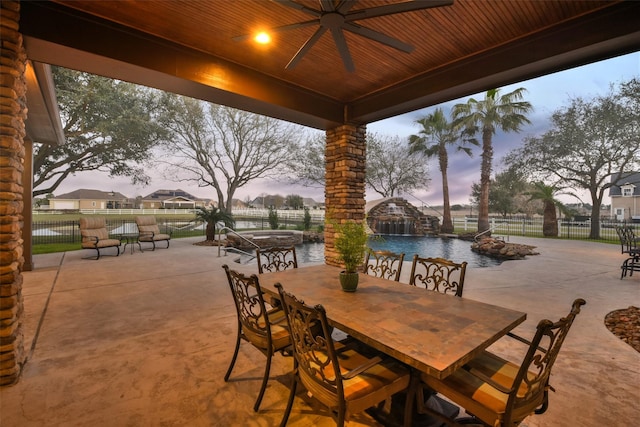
[[20, 1, 346, 129], [349, 1, 640, 124]]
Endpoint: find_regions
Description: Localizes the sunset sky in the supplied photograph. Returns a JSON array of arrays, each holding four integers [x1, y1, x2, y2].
[[51, 52, 639, 207]]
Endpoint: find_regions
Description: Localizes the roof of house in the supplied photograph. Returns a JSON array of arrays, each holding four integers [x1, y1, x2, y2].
[[141, 189, 203, 201], [54, 189, 129, 199], [609, 172, 640, 196], [303, 197, 322, 206]]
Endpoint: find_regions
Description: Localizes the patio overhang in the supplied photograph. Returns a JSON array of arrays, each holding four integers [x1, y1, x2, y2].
[[24, 61, 65, 146], [18, 0, 640, 130]]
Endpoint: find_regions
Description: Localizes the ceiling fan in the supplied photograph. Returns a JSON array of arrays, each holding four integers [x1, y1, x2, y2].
[[234, 0, 453, 72]]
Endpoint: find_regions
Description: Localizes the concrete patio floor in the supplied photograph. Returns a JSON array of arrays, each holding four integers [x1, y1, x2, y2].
[[1, 236, 639, 426]]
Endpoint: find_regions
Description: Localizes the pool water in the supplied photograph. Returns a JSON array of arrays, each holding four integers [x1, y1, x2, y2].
[[296, 235, 502, 268]]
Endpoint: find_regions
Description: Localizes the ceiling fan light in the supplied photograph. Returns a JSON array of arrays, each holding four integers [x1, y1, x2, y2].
[[254, 32, 271, 44]]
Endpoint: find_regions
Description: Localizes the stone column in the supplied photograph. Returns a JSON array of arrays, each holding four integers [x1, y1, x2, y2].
[[0, 0, 27, 386], [324, 124, 366, 267]]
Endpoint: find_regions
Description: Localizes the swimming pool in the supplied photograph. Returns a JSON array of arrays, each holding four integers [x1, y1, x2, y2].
[[296, 235, 502, 268]]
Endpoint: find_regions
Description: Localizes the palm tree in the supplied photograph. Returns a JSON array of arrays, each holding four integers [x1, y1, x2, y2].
[[526, 182, 573, 237], [409, 108, 476, 233], [194, 206, 235, 241], [453, 88, 532, 234]]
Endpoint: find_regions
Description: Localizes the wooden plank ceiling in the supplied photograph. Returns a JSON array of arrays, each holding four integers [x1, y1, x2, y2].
[[19, 0, 640, 130]]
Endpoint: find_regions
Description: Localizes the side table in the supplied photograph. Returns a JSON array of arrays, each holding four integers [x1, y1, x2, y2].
[[122, 234, 143, 254]]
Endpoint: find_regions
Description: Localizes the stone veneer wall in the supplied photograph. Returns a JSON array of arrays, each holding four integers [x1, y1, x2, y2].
[[324, 124, 366, 267], [0, 0, 27, 385]]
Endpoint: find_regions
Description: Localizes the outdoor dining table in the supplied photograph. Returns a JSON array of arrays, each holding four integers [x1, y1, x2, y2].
[[259, 264, 526, 380]]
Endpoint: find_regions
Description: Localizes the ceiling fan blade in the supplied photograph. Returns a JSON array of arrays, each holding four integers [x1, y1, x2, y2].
[[346, 0, 453, 21], [330, 28, 355, 72], [232, 19, 318, 42], [343, 22, 414, 52], [320, 0, 335, 12], [272, 0, 321, 17], [286, 26, 327, 70], [336, 0, 357, 14]]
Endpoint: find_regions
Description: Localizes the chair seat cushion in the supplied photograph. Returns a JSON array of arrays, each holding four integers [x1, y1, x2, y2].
[[138, 233, 170, 242], [465, 351, 529, 397], [82, 238, 121, 249], [421, 350, 534, 424], [340, 350, 410, 402], [303, 342, 410, 409], [245, 308, 290, 351]]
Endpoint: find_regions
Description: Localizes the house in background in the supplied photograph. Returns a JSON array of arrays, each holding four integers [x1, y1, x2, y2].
[[139, 189, 208, 210], [250, 194, 286, 209], [303, 197, 324, 209], [609, 172, 640, 221], [50, 189, 132, 210], [248, 195, 323, 210], [229, 198, 249, 209]]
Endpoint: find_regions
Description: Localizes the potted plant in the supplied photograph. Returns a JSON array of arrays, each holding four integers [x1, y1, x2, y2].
[[333, 219, 369, 292]]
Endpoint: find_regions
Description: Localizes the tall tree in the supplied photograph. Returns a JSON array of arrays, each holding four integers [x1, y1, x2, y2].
[[453, 88, 532, 234], [289, 132, 429, 199], [34, 67, 167, 197], [285, 194, 304, 210], [286, 132, 326, 188], [504, 78, 640, 239], [409, 108, 476, 233], [470, 168, 529, 218], [157, 94, 301, 213], [366, 133, 429, 198]]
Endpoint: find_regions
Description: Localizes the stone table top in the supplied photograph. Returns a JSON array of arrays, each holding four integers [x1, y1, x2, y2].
[[259, 264, 526, 379]]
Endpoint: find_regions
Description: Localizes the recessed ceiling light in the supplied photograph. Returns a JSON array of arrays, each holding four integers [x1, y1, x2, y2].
[[254, 32, 271, 44]]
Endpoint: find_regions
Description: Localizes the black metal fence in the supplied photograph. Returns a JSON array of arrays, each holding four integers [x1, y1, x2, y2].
[[452, 217, 639, 241], [30, 217, 640, 245], [32, 218, 206, 245]]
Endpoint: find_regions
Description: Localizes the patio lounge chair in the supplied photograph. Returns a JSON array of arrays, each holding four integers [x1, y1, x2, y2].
[[79, 217, 122, 260], [135, 216, 171, 251]]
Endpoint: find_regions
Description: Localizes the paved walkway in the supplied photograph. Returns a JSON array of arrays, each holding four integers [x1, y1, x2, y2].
[[1, 236, 638, 426]]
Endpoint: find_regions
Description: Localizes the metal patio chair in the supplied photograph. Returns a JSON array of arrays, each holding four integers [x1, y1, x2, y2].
[[419, 299, 586, 427], [615, 226, 640, 279], [409, 255, 467, 297], [222, 265, 291, 412], [363, 250, 405, 281], [256, 246, 298, 274], [275, 283, 415, 427]]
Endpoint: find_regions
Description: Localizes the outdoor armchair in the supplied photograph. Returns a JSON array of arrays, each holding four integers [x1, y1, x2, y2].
[[79, 217, 122, 260], [135, 215, 171, 250], [275, 283, 414, 427], [419, 298, 586, 427]]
